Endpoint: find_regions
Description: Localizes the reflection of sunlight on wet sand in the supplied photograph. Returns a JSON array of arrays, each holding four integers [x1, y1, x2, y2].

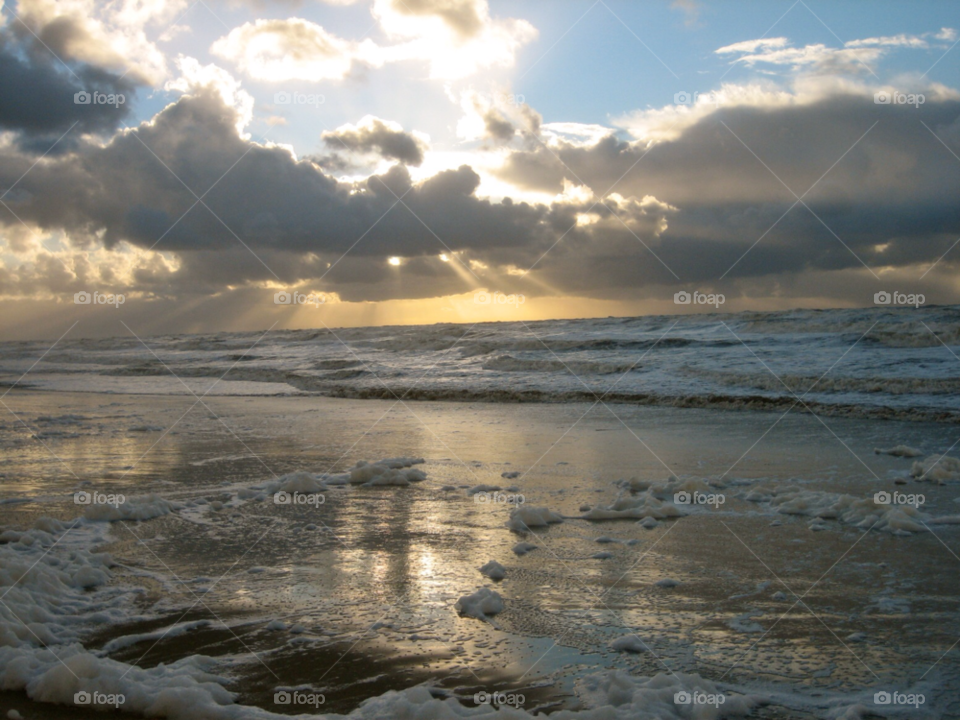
[[2, 390, 958, 715]]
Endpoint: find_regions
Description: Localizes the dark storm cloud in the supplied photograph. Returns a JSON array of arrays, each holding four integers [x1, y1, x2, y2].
[[1, 86, 958, 304], [321, 117, 427, 166], [0, 32, 136, 146], [500, 96, 960, 208], [487, 94, 960, 294], [0, 88, 563, 294]]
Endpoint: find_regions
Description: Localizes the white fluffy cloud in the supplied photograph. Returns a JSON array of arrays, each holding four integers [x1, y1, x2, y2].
[[371, 0, 537, 79], [210, 18, 382, 82], [210, 0, 537, 83], [13, 0, 185, 83], [165, 57, 255, 136]]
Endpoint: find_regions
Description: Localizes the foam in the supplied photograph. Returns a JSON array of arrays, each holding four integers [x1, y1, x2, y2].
[[83, 495, 182, 522], [747, 487, 930, 534], [348, 459, 427, 487], [478, 561, 506, 580], [506, 506, 563, 532], [576, 670, 760, 719], [2, 647, 248, 719], [248, 458, 426, 496], [100, 620, 214, 654], [578, 479, 689, 522], [454, 588, 504, 622], [262, 471, 328, 494], [0, 518, 244, 719], [911, 454, 960, 483]]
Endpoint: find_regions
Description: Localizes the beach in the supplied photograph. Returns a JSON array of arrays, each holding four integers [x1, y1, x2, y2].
[[1, 358, 958, 718], [1, 0, 958, 714]]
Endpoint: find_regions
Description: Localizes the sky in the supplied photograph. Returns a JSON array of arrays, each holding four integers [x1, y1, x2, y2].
[[0, 0, 958, 338]]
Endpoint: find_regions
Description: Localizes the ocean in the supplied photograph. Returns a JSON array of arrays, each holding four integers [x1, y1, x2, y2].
[[3, 305, 959, 420]]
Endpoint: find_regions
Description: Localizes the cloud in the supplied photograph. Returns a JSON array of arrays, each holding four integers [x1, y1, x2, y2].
[[614, 81, 810, 144], [0, 83, 681, 305], [321, 115, 428, 166], [0, 0, 195, 145], [164, 57, 255, 136], [845, 34, 929, 49], [492, 88, 960, 294], [0, 62, 958, 311], [0, 32, 137, 143], [373, 0, 537, 79], [210, 1, 537, 83], [376, 0, 485, 39], [718, 30, 953, 76], [715, 38, 790, 55], [11, 0, 183, 84], [210, 18, 380, 82], [0, 86, 555, 298], [724, 42, 883, 74], [455, 88, 540, 143], [846, 28, 958, 48]]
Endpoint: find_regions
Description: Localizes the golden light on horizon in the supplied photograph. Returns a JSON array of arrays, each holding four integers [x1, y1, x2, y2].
[[388, 257, 401, 266], [439, 253, 449, 262]]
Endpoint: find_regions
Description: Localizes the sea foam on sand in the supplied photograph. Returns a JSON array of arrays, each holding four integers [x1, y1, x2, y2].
[[910, 454, 960, 483], [0, 457, 948, 719], [744, 487, 936, 534], [454, 588, 504, 621], [506, 506, 563, 532]]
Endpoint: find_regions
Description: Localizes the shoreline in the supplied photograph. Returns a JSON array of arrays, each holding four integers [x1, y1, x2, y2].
[[4, 380, 959, 425]]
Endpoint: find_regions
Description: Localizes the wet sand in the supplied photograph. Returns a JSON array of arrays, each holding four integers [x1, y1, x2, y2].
[[1, 389, 958, 718]]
